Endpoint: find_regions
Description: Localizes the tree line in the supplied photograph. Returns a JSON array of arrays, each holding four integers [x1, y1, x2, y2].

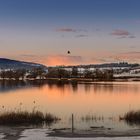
[[0, 67, 47, 80], [0, 67, 114, 80], [46, 67, 114, 80]]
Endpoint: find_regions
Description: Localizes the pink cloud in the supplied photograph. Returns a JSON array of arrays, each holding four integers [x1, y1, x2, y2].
[[56, 28, 77, 32], [110, 29, 136, 39], [111, 29, 130, 36], [75, 34, 88, 38]]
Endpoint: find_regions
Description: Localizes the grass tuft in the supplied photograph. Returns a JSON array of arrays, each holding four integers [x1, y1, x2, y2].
[[121, 110, 140, 125], [0, 110, 60, 125]]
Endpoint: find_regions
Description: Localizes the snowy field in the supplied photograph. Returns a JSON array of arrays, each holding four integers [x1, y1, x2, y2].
[[17, 129, 140, 140]]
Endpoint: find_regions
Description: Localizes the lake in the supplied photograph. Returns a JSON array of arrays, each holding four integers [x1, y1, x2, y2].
[[0, 80, 140, 131]]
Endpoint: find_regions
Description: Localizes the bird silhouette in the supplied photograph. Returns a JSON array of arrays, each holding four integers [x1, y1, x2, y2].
[[67, 51, 71, 54]]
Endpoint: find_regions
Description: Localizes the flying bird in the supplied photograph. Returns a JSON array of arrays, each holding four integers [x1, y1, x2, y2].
[[67, 51, 71, 54]]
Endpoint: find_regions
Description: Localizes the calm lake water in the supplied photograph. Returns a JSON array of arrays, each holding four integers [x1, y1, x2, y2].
[[0, 80, 140, 131]]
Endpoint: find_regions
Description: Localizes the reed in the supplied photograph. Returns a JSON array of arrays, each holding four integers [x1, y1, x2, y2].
[[0, 110, 60, 125], [81, 114, 104, 122], [121, 110, 140, 125]]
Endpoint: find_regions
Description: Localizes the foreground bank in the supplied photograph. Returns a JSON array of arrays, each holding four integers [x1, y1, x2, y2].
[[1, 128, 140, 140]]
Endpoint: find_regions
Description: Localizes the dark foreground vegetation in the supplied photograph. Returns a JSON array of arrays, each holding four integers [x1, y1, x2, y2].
[[121, 110, 140, 125], [0, 110, 60, 125]]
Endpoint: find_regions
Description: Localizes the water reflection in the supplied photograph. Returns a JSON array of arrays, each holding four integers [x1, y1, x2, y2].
[[124, 120, 140, 127], [47, 81, 140, 95], [0, 80, 47, 93], [0, 80, 27, 93], [0, 80, 139, 95], [0, 80, 140, 129]]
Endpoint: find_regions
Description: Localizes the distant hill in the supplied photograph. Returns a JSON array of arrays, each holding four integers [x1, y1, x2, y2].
[[61, 62, 139, 69], [0, 58, 47, 70]]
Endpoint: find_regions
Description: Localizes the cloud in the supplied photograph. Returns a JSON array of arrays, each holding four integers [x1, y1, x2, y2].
[[55, 27, 89, 38], [95, 28, 101, 31], [55, 28, 88, 33], [90, 51, 140, 64], [128, 35, 136, 38], [75, 34, 88, 38], [113, 52, 140, 62], [56, 28, 77, 32], [110, 29, 136, 39], [20, 54, 38, 58], [91, 58, 108, 63], [129, 46, 136, 48], [111, 29, 130, 36], [90, 57, 119, 64]]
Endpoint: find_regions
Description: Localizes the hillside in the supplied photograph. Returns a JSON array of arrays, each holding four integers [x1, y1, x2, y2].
[[0, 58, 47, 70]]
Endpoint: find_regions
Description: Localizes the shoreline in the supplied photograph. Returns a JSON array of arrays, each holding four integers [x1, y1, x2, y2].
[[1, 127, 140, 139], [0, 77, 139, 82], [48, 128, 140, 138]]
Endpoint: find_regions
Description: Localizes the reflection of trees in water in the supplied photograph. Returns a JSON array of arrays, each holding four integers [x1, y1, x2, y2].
[[93, 83, 114, 93], [0, 80, 139, 94], [0, 80, 26, 92], [84, 83, 140, 94], [46, 80, 78, 93], [46, 81, 133, 94], [0, 80, 47, 93], [43, 81, 140, 95], [46, 80, 66, 90], [84, 84, 91, 93], [28, 80, 46, 88], [71, 83, 78, 92]]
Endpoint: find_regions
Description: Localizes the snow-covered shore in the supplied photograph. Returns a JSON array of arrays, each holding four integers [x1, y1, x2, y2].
[[18, 129, 140, 140]]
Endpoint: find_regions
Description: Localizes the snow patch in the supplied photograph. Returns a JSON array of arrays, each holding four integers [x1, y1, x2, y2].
[[0, 133, 5, 139], [18, 129, 140, 140], [19, 129, 50, 140]]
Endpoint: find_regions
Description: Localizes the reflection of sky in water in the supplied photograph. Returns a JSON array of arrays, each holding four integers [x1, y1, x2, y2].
[[0, 81, 140, 130]]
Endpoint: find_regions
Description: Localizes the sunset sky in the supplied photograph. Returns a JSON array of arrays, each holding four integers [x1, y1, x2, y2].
[[0, 0, 140, 66]]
